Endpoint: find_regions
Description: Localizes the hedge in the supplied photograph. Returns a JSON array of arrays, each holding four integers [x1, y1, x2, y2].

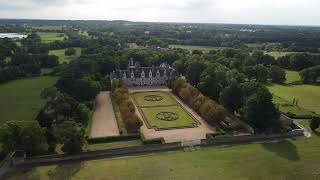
[[206, 132, 227, 139], [141, 133, 165, 145], [88, 133, 141, 144], [286, 112, 313, 119]]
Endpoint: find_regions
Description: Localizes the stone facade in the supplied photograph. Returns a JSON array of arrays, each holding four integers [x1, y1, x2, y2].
[[110, 58, 178, 86]]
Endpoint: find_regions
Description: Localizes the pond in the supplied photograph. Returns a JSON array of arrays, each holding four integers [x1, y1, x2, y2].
[[0, 33, 27, 39]]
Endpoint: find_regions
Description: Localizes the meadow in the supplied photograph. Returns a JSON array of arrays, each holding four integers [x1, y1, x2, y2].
[[49, 48, 82, 64], [268, 84, 320, 114], [5, 120, 320, 180], [37, 32, 67, 43], [285, 70, 301, 84], [272, 96, 316, 116], [0, 76, 58, 122], [169, 45, 226, 52]]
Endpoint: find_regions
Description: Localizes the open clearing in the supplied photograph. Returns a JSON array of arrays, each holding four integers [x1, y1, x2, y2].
[[285, 70, 301, 84], [169, 45, 226, 51], [5, 122, 320, 180], [37, 32, 66, 43], [49, 47, 81, 64], [0, 76, 58, 122], [268, 84, 320, 114], [272, 96, 316, 116], [90, 91, 119, 138]]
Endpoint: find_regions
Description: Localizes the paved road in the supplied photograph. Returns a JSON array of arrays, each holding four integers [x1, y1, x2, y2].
[[90, 91, 119, 138]]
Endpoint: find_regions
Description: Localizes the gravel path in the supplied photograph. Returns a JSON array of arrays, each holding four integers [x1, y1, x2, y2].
[[90, 91, 119, 138]]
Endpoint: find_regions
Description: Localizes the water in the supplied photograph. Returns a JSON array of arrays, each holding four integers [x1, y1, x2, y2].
[[0, 33, 27, 39]]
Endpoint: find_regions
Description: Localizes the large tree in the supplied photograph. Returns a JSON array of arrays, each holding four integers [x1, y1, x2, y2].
[[0, 120, 47, 155], [269, 66, 286, 83], [241, 88, 281, 133], [53, 121, 86, 154], [219, 83, 243, 113]]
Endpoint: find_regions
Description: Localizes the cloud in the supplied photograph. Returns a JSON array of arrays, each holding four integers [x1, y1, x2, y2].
[[0, 0, 319, 26]]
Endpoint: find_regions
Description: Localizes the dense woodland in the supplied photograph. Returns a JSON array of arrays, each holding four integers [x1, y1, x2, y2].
[[0, 20, 319, 158]]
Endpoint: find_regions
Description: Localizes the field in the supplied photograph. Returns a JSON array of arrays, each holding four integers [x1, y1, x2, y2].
[[169, 45, 226, 52], [37, 32, 67, 43], [272, 96, 316, 116], [268, 84, 320, 114], [265, 51, 294, 59], [49, 48, 82, 64], [5, 122, 320, 180], [132, 91, 196, 129], [285, 70, 301, 84], [0, 76, 58, 122]]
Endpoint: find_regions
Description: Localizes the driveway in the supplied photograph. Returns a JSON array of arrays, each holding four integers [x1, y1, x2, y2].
[[90, 91, 120, 138]]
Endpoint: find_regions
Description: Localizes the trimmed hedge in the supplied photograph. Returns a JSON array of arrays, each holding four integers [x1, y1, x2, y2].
[[88, 134, 141, 144], [141, 133, 165, 145], [206, 132, 227, 139]]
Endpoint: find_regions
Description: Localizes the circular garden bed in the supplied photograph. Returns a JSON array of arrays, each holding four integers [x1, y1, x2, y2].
[[144, 95, 163, 101], [156, 112, 179, 121]]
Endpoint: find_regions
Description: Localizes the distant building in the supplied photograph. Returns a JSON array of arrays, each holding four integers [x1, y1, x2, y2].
[[110, 58, 178, 86]]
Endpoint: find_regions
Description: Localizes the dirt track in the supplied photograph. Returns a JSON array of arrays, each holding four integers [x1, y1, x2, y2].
[[90, 91, 119, 138]]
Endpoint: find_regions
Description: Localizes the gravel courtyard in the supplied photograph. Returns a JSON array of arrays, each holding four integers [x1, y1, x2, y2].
[[90, 91, 120, 138]]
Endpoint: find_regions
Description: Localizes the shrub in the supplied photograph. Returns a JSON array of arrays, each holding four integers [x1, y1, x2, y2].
[[124, 114, 143, 133], [88, 134, 141, 144], [65, 48, 76, 56], [310, 116, 320, 130]]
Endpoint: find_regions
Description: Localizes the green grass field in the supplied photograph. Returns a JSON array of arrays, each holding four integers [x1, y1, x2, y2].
[[0, 76, 58, 122], [285, 70, 301, 84], [169, 45, 226, 52], [37, 32, 66, 43], [265, 51, 294, 59], [49, 48, 82, 64], [273, 96, 316, 116], [141, 106, 196, 129], [133, 91, 177, 107], [268, 84, 320, 114], [5, 124, 320, 180]]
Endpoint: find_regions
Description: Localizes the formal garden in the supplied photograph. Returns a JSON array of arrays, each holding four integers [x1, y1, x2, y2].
[[132, 91, 198, 130]]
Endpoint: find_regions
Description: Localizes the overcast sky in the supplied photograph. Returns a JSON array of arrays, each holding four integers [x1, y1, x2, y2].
[[0, 0, 319, 26]]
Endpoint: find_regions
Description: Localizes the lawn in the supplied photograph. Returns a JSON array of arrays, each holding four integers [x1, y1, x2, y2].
[[86, 140, 142, 152], [285, 70, 301, 84], [37, 32, 67, 43], [140, 106, 196, 129], [5, 127, 320, 180], [268, 84, 320, 114], [49, 48, 81, 64], [133, 91, 177, 107], [0, 76, 58, 122], [272, 96, 316, 116], [265, 51, 294, 59], [169, 45, 226, 52]]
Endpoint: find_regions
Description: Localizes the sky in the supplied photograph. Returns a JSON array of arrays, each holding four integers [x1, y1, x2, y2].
[[0, 0, 319, 26]]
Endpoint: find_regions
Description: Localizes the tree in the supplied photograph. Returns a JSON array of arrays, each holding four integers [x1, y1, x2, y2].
[[254, 64, 269, 82], [65, 48, 76, 56], [124, 114, 143, 133], [219, 83, 243, 113], [310, 116, 320, 131], [0, 120, 47, 155], [73, 79, 101, 101], [241, 88, 281, 133], [53, 121, 86, 154], [269, 66, 286, 83], [186, 60, 206, 85]]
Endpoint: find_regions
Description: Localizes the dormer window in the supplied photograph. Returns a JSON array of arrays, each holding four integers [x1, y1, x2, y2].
[[141, 71, 145, 78], [123, 72, 127, 79], [149, 70, 152, 78], [164, 69, 167, 77], [156, 70, 160, 77]]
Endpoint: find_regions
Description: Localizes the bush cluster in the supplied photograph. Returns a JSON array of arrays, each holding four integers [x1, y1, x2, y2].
[[112, 80, 143, 133], [169, 77, 226, 126]]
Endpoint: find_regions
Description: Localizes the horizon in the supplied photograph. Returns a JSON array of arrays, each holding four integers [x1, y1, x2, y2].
[[0, 0, 320, 26]]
